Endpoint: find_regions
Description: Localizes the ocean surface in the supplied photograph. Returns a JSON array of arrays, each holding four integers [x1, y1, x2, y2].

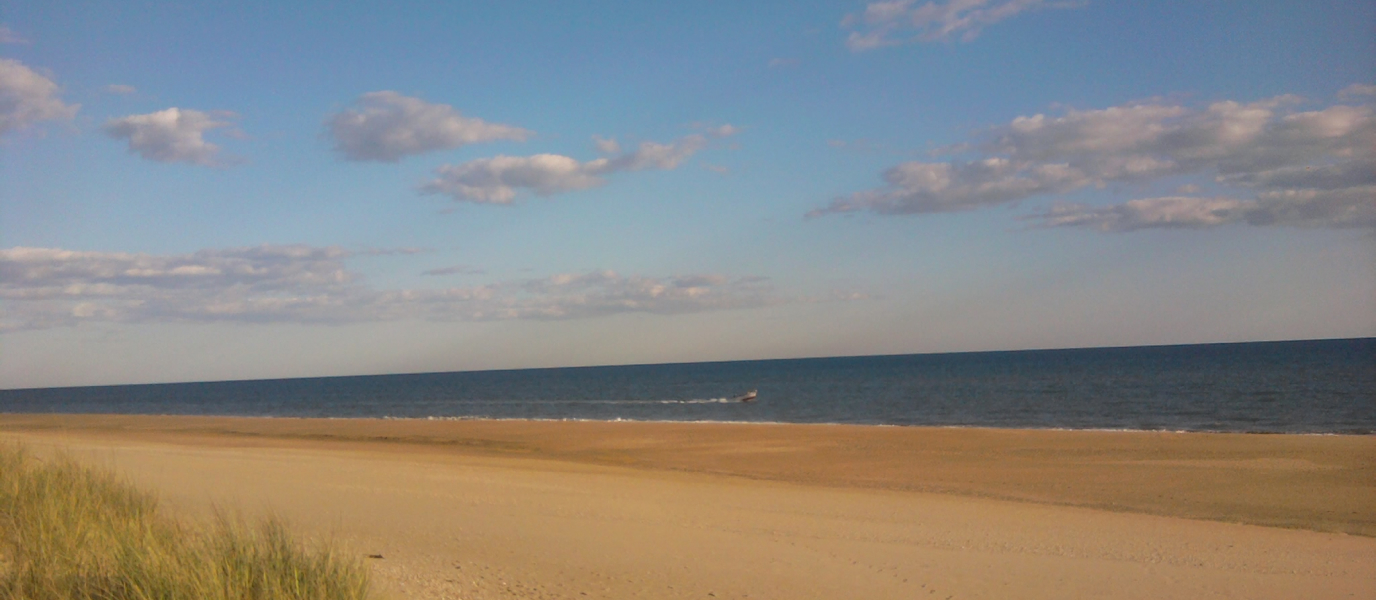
[[3, 338, 1373, 434]]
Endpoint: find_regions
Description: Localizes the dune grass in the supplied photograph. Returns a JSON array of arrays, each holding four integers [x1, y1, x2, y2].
[[0, 443, 372, 600]]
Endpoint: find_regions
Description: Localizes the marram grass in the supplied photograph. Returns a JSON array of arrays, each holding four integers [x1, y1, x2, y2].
[[0, 443, 372, 600]]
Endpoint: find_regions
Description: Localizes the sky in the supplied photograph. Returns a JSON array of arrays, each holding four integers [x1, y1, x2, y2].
[[2, 0, 1373, 389]]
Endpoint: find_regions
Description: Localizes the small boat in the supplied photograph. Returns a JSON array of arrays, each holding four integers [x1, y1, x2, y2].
[[734, 390, 758, 403]]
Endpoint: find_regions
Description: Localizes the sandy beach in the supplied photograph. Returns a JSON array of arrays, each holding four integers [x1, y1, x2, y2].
[[2, 414, 1372, 599]]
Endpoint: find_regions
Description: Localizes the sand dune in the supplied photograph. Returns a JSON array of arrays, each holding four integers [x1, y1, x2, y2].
[[2, 414, 1372, 599]]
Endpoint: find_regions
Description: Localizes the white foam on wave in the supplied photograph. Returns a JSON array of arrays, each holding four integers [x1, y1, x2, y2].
[[402, 398, 744, 405], [369, 416, 1368, 435]]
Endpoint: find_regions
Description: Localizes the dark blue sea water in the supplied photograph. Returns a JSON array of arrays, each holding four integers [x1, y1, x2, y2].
[[3, 339, 1373, 434]]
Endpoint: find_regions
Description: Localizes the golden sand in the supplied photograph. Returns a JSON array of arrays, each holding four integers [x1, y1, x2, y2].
[[3, 414, 1372, 599]]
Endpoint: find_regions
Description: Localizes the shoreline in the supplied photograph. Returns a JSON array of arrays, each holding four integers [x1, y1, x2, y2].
[[3, 413, 1373, 599], [5, 411, 1372, 436]]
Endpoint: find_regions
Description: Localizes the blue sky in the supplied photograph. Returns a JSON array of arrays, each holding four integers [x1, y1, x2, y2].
[[2, 0, 1373, 388]]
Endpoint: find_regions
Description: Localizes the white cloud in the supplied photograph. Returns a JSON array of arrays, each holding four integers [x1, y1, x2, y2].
[[103, 108, 234, 166], [0, 58, 79, 137], [488, 270, 772, 319], [604, 134, 709, 170], [810, 157, 1085, 216], [592, 135, 621, 155], [105, 84, 136, 95], [1217, 158, 1376, 192], [1247, 186, 1376, 228], [813, 90, 1376, 231], [421, 154, 607, 203], [1339, 84, 1376, 99], [1023, 196, 1254, 232], [325, 91, 532, 162], [1024, 187, 1376, 232], [422, 265, 484, 276], [701, 123, 740, 138], [0, 245, 354, 330], [421, 129, 734, 204], [0, 25, 27, 44], [0, 245, 775, 331], [842, 0, 1083, 51]]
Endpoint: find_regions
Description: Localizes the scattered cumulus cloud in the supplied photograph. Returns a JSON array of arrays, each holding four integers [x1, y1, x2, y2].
[[105, 84, 137, 95], [0, 58, 79, 137], [326, 91, 531, 162], [103, 108, 235, 166], [812, 89, 1376, 231], [0, 245, 776, 332], [0, 25, 28, 44], [422, 154, 607, 203], [421, 127, 737, 204], [842, 0, 1083, 51]]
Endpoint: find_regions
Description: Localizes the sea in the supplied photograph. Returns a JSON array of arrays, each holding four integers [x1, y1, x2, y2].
[[2, 338, 1373, 434]]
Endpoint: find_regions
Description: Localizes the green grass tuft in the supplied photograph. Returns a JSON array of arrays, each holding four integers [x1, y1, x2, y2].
[[0, 443, 372, 600]]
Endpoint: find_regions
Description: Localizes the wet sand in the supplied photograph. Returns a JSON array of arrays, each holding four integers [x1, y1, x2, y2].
[[2, 414, 1372, 599]]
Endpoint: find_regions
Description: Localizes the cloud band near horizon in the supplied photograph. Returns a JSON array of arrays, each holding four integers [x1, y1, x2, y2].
[[0, 245, 777, 332]]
